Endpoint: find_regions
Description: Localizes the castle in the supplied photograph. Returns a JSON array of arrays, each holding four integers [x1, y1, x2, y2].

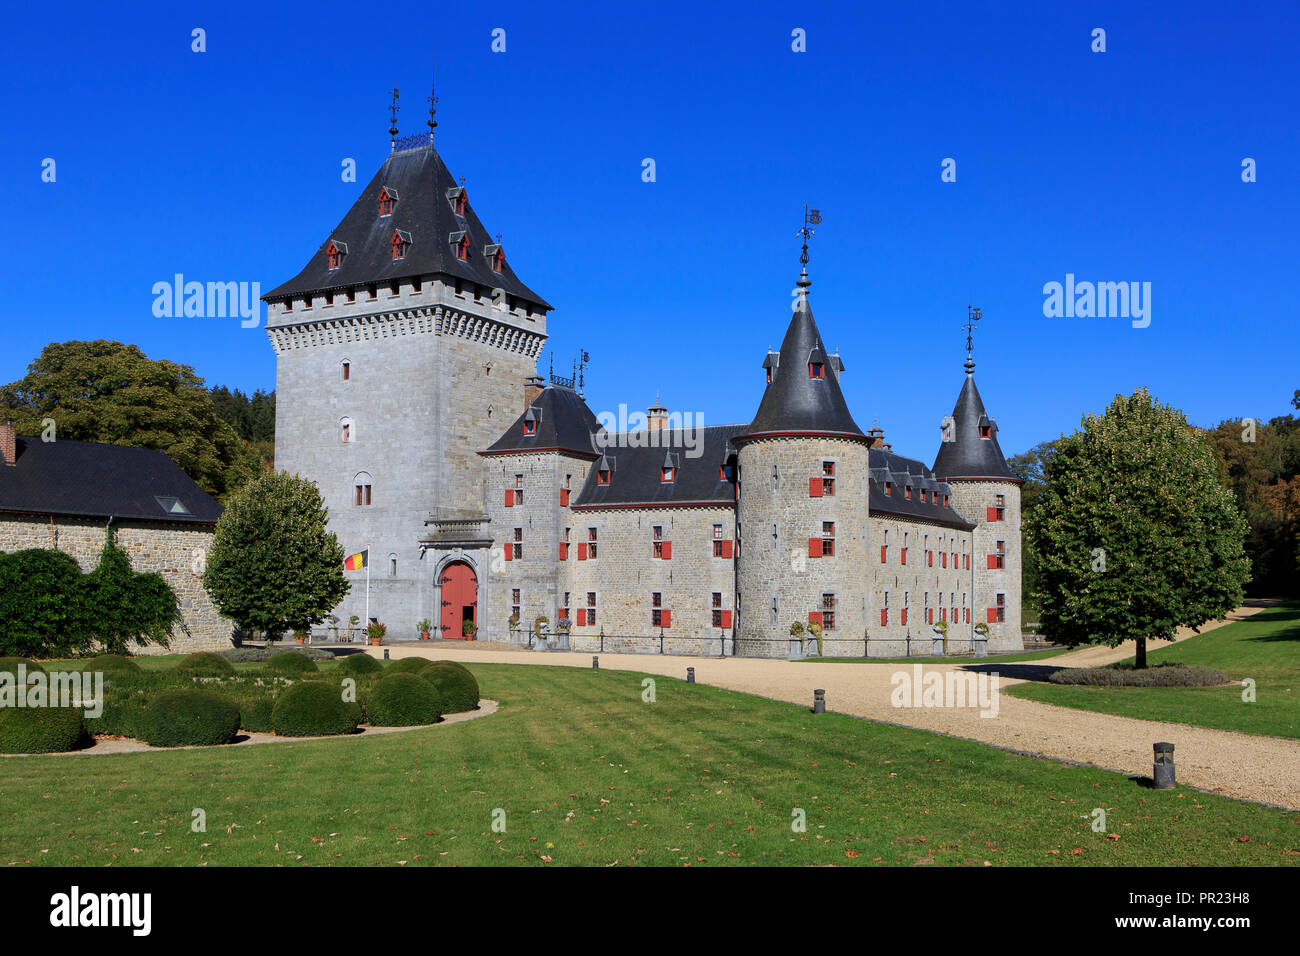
[[263, 127, 1022, 658]]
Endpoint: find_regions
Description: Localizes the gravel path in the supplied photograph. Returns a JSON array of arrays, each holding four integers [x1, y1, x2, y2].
[[381, 605, 1300, 810]]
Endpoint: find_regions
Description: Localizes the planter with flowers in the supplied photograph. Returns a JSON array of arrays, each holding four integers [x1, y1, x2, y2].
[[417, 619, 432, 641], [367, 622, 387, 646]]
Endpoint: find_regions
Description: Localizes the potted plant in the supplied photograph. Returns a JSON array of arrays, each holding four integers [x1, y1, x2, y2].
[[462, 620, 477, 640], [555, 617, 571, 651], [417, 618, 432, 641], [534, 615, 551, 648], [806, 620, 823, 657], [293, 629, 308, 645], [367, 621, 387, 646]]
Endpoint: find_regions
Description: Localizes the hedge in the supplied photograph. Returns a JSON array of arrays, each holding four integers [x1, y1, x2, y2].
[[384, 658, 432, 676], [175, 652, 236, 678], [338, 653, 382, 676], [1049, 663, 1232, 687], [271, 681, 361, 737], [365, 673, 444, 727], [264, 652, 319, 675], [0, 706, 86, 754], [142, 689, 242, 747], [86, 654, 141, 674], [219, 646, 335, 663], [418, 660, 480, 713]]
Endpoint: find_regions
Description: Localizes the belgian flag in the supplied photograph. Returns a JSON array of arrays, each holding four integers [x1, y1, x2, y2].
[[344, 549, 368, 571]]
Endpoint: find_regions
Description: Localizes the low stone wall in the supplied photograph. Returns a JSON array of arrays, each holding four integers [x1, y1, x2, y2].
[[0, 513, 234, 654]]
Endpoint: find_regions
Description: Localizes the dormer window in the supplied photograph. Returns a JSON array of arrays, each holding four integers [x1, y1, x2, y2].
[[450, 231, 471, 261], [884, 481, 892, 497], [597, 468, 610, 485], [661, 466, 674, 482], [378, 187, 398, 216], [905, 484, 913, 500], [486, 243, 505, 274], [446, 185, 469, 217], [809, 362, 825, 379], [979, 425, 992, 439], [326, 239, 348, 270], [524, 419, 536, 435], [391, 230, 411, 261]]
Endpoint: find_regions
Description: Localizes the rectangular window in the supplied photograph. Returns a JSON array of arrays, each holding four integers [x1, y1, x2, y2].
[[514, 474, 524, 505], [884, 481, 892, 497], [711, 592, 724, 628], [588, 527, 598, 560], [822, 521, 835, 557], [342, 362, 350, 381], [511, 588, 520, 622], [355, 484, 372, 506], [586, 592, 597, 627], [651, 591, 663, 628], [821, 460, 835, 496], [512, 527, 523, 561], [822, 593, 836, 631], [770, 596, 778, 626], [988, 540, 1006, 570]]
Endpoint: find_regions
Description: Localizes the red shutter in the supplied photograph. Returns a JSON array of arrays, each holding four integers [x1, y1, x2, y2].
[[561, 488, 570, 506], [576, 608, 587, 626], [661, 609, 671, 628], [662, 541, 672, 560], [503, 545, 512, 561], [720, 540, 733, 559], [986, 608, 996, 623], [928, 551, 933, 567], [965, 554, 970, 569], [880, 545, 887, 563], [808, 537, 822, 557], [880, 609, 888, 626], [578, 542, 588, 560], [504, 489, 514, 507], [941, 553, 947, 568], [901, 609, 908, 625], [559, 542, 569, 560], [987, 554, 997, 569], [809, 476, 822, 497], [987, 506, 998, 522], [719, 610, 732, 628], [901, 548, 907, 565], [927, 608, 933, 624], [808, 611, 822, 626]]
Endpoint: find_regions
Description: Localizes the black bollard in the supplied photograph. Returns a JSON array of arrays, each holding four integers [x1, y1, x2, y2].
[[687, 667, 695, 684], [813, 688, 826, 714], [383, 649, 390, 660], [592, 656, 599, 669], [1153, 742, 1175, 789]]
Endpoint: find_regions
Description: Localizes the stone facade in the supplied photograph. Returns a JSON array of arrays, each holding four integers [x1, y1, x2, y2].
[[944, 479, 1023, 652], [0, 513, 231, 654]]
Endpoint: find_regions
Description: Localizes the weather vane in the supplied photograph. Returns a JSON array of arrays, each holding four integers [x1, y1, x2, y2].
[[797, 205, 822, 267], [964, 305, 982, 373], [388, 86, 400, 152]]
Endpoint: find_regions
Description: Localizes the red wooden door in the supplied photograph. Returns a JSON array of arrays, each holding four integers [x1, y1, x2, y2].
[[439, 561, 478, 639]]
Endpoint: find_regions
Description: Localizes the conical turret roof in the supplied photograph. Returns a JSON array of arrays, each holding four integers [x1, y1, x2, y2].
[[931, 374, 1019, 481]]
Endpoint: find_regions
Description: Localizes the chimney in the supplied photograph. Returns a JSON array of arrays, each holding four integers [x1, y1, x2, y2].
[[647, 394, 668, 431], [523, 375, 545, 411], [865, 425, 887, 450], [0, 419, 15, 466]]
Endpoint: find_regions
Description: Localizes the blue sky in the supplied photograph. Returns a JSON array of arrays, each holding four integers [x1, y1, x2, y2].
[[3, 1, 1297, 462]]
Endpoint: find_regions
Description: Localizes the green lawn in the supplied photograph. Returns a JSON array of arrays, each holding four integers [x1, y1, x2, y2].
[[1, 662, 1295, 866], [1006, 602, 1300, 739], [808, 647, 1075, 665]]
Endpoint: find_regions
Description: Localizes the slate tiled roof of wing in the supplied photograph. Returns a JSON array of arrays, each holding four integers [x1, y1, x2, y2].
[[0, 437, 223, 524], [868, 447, 974, 530], [573, 425, 746, 508], [264, 144, 552, 311], [482, 386, 602, 457], [931, 375, 1019, 481]]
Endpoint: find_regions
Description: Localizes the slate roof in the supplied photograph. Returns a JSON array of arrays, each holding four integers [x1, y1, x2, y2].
[[867, 448, 974, 530], [264, 144, 552, 311], [931, 375, 1020, 482], [737, 295, 864, 441], [482, 386, 603, 458], [573, 425, 746, 509], [0, 437, 223, 525]]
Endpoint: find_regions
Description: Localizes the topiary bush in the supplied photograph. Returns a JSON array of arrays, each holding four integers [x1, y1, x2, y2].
[[365, 673, 444, 727], [264, 652, 319, 675], [271, 681, 361, 737], [219, 646, 334, 663], [1049, 662, 1231, 687], [0, 706, 86, 754], [0, 657, 45, 683], [418, 660, 479, 713], [86, 654, 141, 674], [175, 652, 236, 678], [142, 689, 242, 747], [384, 657, 431, 675], [338, 653, 382, 676]]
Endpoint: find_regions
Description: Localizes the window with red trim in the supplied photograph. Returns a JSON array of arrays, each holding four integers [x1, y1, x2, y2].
[[455, 234, 470, 261], [809, 362, 825, 379], [378, 188, 395, 216], [597, 468, 610, 485], [661, 466, 674, 482], [391, 231, 409, 260], [327, 241, 344, 270], [491, 247, 505, 274], [821, 460, 835, 496], [821, 521, 835, 557], [980, 425, 992, 438]]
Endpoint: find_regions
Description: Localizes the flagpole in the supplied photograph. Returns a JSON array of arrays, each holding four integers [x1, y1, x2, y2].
[[365, 544, 371, 638]]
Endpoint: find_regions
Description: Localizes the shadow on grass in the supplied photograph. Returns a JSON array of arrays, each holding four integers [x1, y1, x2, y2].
[[953, 662, 1069, 682]]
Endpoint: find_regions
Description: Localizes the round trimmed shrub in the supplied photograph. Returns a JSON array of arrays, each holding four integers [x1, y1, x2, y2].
[[0, 706, 86, 754], [142, 689, 241, 747], [265, 652, 319, 675], [366, 673, 444, 727], [87, 654, 141, 674], [271, 681, 361, 737], [0, 657, 45, 683], [418, 660, 479, 713], [175, 652, 235, 678], [385, 657, 432, 675], [338, 653, 382, 676]]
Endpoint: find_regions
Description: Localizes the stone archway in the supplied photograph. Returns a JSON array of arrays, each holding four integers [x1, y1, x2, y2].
[[438, 560, 478, 640]]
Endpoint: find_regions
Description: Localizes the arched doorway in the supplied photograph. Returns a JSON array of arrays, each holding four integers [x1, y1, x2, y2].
[[439, 561, 478, 640]]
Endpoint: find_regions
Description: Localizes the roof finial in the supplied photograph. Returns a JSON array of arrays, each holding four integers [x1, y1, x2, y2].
[[426, 54, 438, 143], [388, 85, 400, 153], [796, 205, 822, 295], [964, 305, 981, 374]]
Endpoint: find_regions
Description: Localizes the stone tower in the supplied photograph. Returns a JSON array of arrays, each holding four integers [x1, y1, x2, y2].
[[931, 364, 1023, 652], [263, 139, 552, 637], [732, 268, 870, 657]]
